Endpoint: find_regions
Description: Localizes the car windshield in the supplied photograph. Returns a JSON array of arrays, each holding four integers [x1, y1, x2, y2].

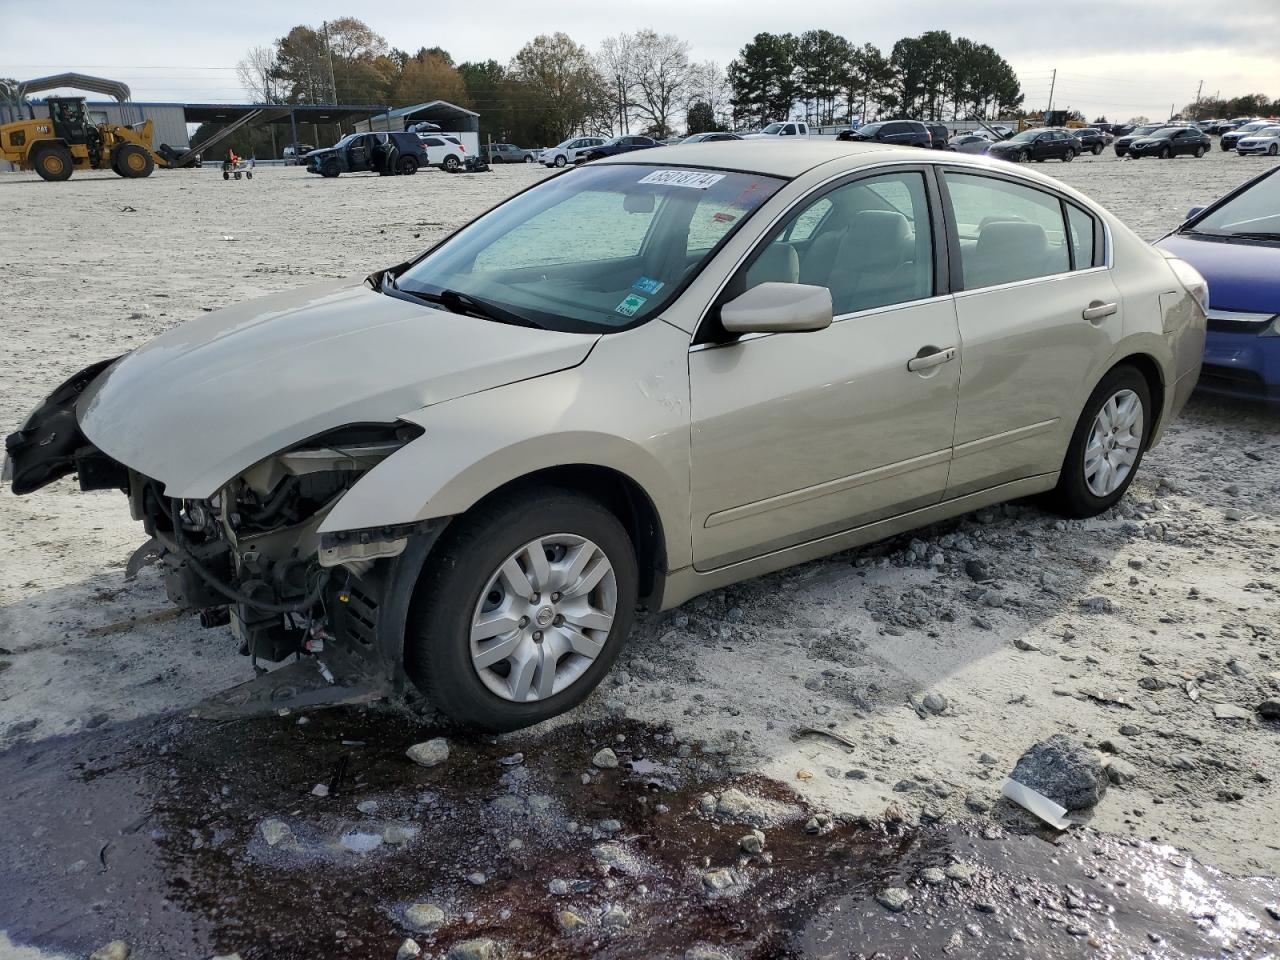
[[394, 164, 785, 333], [333, 134, 361, 148], [1133, 125, 1162, 135], [1249, 126, 1280, 137], [1188, 169, 1280, 240], [1148, 128, 1182, 139], [855, 122, 884, 136], [1237, 122, 1268, 133]]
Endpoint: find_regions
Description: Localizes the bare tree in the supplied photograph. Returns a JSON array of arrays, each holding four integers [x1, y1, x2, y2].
[[237, 45, 286, 103], [598, 34, 637, 135], [687, 60, 731, 129], [630, 30, 693, 139]]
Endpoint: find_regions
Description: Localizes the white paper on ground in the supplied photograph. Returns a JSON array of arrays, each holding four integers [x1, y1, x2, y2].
[[1000, 777, 1074, 830]]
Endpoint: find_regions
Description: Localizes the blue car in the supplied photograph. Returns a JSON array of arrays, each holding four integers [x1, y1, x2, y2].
[[1156, 166, 1280, 404]]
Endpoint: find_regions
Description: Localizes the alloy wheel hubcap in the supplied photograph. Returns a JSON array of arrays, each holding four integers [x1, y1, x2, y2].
[[469, 534, 617, 703], [1084, 389, 1144, 497]]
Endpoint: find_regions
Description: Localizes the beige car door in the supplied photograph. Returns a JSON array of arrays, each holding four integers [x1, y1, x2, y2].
[[689, 168, 961, 571], [939, 170, 1125, 498]]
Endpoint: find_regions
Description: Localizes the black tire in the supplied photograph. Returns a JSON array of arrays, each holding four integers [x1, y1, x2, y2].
[[1270, 144, 1279, 157], [405, 487, 639, 732], [397, 155, 419, 175], [222, 169, 230, 180], [553, 154, 567, 168], [321, 159, 340, 178], [443, 155, 461, 172], [1159, 146, 1171, 159], [525, 154, 535, 163], [1046, 365, 1152, 519], [33, 144, 75, 181], [1063, 149, 1075, 162], [1016, 150, 1028, 163], [114, 143, 154, 178], [1194, 146, 1206, 158], [1092, 143, 1103, 155]]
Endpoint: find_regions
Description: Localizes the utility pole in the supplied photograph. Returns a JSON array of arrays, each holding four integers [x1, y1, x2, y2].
[[1046, 68, 1057, 116]]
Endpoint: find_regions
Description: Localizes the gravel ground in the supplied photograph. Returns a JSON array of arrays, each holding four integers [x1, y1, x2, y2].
[[1, 144, 1278, 906]]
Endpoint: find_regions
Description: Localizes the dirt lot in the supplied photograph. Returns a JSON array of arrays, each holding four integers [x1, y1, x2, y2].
[[1, 146, 1279, 957]]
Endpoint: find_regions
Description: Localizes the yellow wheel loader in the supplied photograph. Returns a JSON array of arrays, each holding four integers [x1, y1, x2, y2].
[[0, 96, 172, 181]]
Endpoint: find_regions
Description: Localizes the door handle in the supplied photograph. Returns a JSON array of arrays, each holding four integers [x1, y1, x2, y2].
[[906, 346, 957, 372], [1082, 300, 1118, 323]]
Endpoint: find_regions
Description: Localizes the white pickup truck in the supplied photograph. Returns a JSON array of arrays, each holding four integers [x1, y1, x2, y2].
[[743, 120, 811, 139]]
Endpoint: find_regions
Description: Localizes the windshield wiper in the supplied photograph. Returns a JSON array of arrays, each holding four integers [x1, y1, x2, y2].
[[382, 273, 542, 328], [1228, 231, 1280, 241]]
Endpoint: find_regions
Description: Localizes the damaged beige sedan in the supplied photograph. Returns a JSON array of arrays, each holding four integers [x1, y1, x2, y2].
[[4, 142, 1206, 731]]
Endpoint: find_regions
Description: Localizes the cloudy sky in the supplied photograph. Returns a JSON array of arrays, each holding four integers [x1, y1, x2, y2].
[[3, 0, 1276, 121]]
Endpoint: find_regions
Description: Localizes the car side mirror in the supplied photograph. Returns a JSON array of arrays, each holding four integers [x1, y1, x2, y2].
[[1185, 206, 1204, 221], [721, 282, 833, 335]]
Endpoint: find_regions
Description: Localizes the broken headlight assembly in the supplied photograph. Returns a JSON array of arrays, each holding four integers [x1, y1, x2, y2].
[[141, 421, 425, 664]]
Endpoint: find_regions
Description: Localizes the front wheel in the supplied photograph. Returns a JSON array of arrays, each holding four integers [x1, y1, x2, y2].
[[1270, 144, 1279, 157], [1160, 146, 1171, 159], [321, 159, 340, 178], [114, 143, 154, 178], [1046, 365, 1151, 518], [405, 488, 638, 732], [553, 154, 567, 168]]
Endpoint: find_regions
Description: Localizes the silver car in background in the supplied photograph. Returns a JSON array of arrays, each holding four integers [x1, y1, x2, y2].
[[5, 142, 1207, 732]]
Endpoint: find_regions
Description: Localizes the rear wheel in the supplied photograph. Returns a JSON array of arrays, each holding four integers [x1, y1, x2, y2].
[[397, 155, 419, 175], [114, 143, 154, 178], [525, 154, 535, 163], [1047, 365, 1151, 518], [443, 154, 461, 172], [405, 488, 638, 732], [33, 144, 74, 181], [1092, 143, 1103, 155], [1194, 145, 1206, 158], [1063, 149, 1076, 162]]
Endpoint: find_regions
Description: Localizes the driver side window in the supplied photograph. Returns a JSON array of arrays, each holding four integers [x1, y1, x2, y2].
[[737, 171, 935, 316]]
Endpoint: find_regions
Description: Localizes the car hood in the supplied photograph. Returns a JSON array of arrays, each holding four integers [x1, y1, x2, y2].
[[1157, 233, 1280, 314], [77, 281, 600, 497]]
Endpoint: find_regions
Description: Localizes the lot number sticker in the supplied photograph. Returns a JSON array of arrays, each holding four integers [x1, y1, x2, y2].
[[637, 170, 726, 189]]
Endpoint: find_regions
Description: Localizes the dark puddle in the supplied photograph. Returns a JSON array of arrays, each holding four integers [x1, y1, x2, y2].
[[0, 706, 1276, 959]]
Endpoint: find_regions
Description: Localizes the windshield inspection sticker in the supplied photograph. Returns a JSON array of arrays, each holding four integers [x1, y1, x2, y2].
[[615, 293, 648, 317], [632, 276, 665, 295], [637, 170, 726, 189]]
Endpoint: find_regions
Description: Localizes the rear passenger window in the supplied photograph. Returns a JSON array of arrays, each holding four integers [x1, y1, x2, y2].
[[944, 173, 1070, 288], [1066, 204, 1097, 268]]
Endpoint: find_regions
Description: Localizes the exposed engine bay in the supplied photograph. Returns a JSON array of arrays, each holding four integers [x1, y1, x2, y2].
[[4, 361, 428, 686]]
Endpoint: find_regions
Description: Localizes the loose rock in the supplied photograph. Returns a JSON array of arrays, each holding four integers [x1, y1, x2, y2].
[[740, 829, 765, 855], [404, 902, 446, 933], [558, 910, 587, 932], [397, 938, 422, 960], [1010, 734, 1109, 810], [875, 887, 912, 912], [446, 940, 502, 960], [90, 943, 129, 960], [406, 738, 450, 768], [592, 747, 619, 769], [258, 818, 291, 847]]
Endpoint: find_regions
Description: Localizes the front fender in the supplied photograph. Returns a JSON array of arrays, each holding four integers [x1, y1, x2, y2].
[[316, 320, 694, 570]]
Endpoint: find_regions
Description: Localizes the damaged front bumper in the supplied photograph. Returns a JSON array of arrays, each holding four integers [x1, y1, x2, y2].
[[5, 358, 440, 715]]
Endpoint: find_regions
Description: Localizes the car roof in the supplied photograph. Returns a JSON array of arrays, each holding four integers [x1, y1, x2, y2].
[[592, 140, 1067, 181]]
